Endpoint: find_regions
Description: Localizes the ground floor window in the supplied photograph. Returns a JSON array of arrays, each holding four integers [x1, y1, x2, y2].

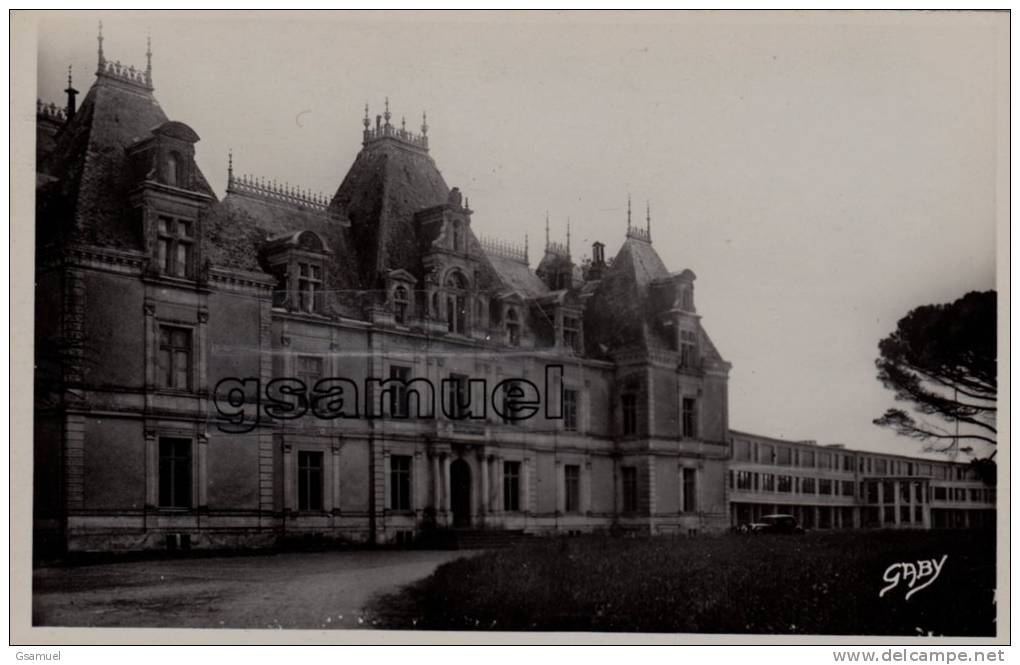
[[681, 467, 697, 512], [622, 466, 638, 512], [298, 451, 323, 511], [503, 461, 521, 511], [158, 437, 192, 508], [564, 464, 580, 513], [390, 455, 412, 511]]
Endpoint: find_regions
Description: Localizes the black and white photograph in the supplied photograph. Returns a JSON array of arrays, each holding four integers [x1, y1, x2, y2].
[[11, 9, 1009, 646]]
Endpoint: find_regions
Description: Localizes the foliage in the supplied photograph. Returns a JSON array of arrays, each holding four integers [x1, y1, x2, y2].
[[874, 291, 996, 455]]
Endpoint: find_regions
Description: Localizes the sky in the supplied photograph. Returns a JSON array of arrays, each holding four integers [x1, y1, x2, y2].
[[32, 11, 1002, 459]]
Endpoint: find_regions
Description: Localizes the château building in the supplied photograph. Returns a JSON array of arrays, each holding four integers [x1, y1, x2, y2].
[[33, 31, 993, 553]]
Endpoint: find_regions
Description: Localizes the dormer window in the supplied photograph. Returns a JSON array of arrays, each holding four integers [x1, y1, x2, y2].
[[506, 307, 520, 346], [157, 215, 194, 278], [166, 151, 183, 187], [262, 230, 330, 315], [680, 329, 698, 368], [452, 221, 464, 252], [297, 262, 323, 313], [682, 287, 694, 311], [563, 316, 580, 353], [444, 271, 468, 334], [393, 285, 409, 324]]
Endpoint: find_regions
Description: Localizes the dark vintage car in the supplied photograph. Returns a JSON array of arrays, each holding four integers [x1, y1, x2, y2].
[[738, 513, 805, 534]]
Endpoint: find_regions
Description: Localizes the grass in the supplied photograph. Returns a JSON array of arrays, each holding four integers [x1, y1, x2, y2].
[[368, 530, 996, 635]]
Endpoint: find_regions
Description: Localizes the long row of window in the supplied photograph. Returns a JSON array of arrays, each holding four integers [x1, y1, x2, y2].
[[730, 470, 856, 497], [732, 438, 977, 481]]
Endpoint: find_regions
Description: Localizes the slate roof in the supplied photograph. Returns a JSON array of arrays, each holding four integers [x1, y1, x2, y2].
[[329, 139, 450, 285], [203, 190, 362, 316], [485, 253, 550, 299], [36, 74, 215, 251]]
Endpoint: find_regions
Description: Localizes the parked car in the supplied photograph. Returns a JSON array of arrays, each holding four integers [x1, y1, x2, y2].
[[738, 513, 805, 534]]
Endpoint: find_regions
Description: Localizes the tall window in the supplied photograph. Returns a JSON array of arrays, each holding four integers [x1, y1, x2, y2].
[[166, 152, 183, 187], [445, 272, 467, 334], [621, 393, 637, 435], [563, 317, 580, 352], [563, 388, 578, 432], [681, 467, 697, 512], [297, 262, 323, 313], [158, 326, 192, 390], [679, 330, 697, 368], [503, 461, 521, 512], [446, 373, 468, 419], [298, 451, 323, 511], [390, 455, 412, 510], [802, 477, 816, 494], [682, 397, 697, 439], [157, 216, 194, 278], [393, 286, 409, 324], [297, 355, 323, 388], [622, 466, 638, 512], [389, 365, 411, 417], [158, 438, 191, 508], [736, 470, 753, 490], [778, 475, 792, 493], [564, 464, 580, 513], [506, 308, 520, 346]]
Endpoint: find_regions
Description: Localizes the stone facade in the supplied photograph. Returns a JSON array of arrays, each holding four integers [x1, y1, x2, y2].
[[33, 35, 993, 555], [34, 38, 733, 554]]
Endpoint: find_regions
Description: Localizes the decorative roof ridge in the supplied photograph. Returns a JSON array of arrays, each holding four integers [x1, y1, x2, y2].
[[480, 233, 529, 264], [226, 154, 329, 212]]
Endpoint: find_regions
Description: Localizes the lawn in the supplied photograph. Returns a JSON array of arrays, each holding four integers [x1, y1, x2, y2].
[[368, 530, 997, 635]]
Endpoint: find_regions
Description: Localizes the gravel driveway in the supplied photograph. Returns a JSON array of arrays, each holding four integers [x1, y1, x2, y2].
[[33, 549, 472, 629]]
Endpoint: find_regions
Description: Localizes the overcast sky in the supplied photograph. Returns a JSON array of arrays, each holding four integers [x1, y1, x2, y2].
[[34, 11, 1002, 458]]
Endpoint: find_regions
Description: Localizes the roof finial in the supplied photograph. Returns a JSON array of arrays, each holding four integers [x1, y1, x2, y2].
[[627, 194, 632, 231], [383, 96, 391, 127], [421, 110, 428, 136], [401, 115, 406, 131], [227, 149, 233, 183], [646, 200, 651, 239], [145, 29, 152, 86], [566, 217, 571, 254], [97, 21, 105, 69], [67, 64, 72, 88], [545, 210, 550, 248], [363, 103, 370, 130], [524, 233, 529, 263]]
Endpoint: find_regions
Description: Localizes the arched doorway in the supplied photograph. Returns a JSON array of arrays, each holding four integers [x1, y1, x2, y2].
[[450, 458, 472, 527]]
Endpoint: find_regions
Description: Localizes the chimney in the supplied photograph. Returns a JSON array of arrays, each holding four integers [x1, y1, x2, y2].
[[588, 241, 606, 280]]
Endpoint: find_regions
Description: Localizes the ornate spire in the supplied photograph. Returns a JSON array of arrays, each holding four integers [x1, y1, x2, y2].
[[97, 21, 105, 69], [383, 96, 391, 127], [566, 217, 571, 254], [363, 103, 370, 129], [627, 194, 632, 231], [145, 29, 152, 86], [524, 233, 529, 263], [66, 64, 72, 88], [545, 210, 550, 247], [227, 149, 233, 183], [421, 110, 428, 136], [646, 200, 651, 238]]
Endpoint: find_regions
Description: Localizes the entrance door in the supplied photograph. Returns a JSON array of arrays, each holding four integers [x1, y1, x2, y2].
[[450, 458, 472, 527]]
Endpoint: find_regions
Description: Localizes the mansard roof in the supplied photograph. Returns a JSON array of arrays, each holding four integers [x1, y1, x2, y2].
[[329, 127, 450, 285], [485, 252, 550, 299], [36, 72, 215, 251]]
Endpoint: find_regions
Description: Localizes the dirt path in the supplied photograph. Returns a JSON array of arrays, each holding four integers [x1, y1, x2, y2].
[[33, 549, 472, 629]]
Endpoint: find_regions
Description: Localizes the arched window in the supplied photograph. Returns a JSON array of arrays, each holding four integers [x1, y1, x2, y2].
[[393, 286, 409, 324], [166, 151, 185, 187], [506, 307, 520, 346], [444, 271, 468, 334]]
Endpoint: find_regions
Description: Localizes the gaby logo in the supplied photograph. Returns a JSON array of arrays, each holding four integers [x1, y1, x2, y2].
[[879, 555, 948, 601]]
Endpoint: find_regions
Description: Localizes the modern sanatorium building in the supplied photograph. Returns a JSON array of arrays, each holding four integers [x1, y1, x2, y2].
[[32, 34, 995, 553]]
